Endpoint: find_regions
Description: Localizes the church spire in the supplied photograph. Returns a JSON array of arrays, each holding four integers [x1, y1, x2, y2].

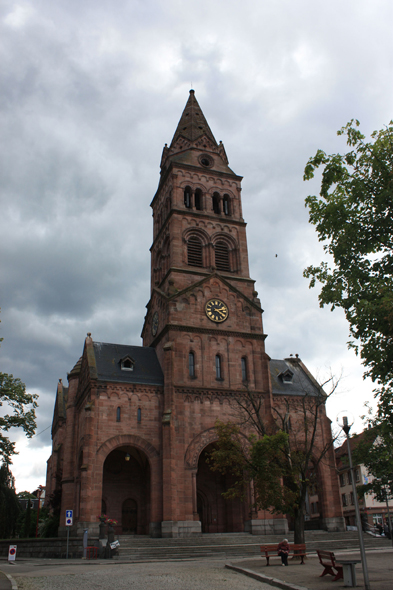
[[159, 91, 232, 177], [169, 90, 218, 147]]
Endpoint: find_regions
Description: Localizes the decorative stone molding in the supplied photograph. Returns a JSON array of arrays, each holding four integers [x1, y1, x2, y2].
[[184, 428, 218, 469], [96, 434, 160, 461]]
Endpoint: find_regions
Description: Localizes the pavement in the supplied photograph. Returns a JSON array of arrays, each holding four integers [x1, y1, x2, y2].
[[228, 548, 393, 590], [0, 548, 392, 590]]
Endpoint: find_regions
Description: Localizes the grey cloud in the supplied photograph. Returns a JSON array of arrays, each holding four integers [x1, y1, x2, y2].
[[1, 0, 392, 490]]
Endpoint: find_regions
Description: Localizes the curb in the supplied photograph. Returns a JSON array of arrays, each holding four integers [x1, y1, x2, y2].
[[225, 564, 310, 590], [0, 570, 17, 590]]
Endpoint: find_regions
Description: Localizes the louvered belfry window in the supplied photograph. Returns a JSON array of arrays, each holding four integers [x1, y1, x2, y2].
[[215, 240, 230, 272], [187, 236, 203, 267]]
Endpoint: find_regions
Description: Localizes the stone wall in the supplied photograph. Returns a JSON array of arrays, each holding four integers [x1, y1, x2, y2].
[[0, 537, 85, 559]]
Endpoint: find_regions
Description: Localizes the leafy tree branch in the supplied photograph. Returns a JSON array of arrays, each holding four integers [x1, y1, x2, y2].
[[303, 120, 393, 418]]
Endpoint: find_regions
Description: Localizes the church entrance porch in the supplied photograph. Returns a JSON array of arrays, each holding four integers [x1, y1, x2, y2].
[[196, 444, 245, 533], [102, 446, 150, 535]]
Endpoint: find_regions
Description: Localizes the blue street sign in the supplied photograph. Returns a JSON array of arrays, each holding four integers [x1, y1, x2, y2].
[[65, 509, 73, 526]]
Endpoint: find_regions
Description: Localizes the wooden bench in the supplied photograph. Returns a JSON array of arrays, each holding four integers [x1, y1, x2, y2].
[[316, 549, 343, 581], [260, 544, 306, 566]]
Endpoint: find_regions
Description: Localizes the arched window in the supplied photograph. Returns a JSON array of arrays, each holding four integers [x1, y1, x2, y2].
[[212, 192, 220, 214], [241, 357, 248, 382], [215, 240, 230, 272], [195, 189, 203, 211], [137, 408, 142, 423], [215, 355, 222, 380], [187, 236, 203, 267], [223, 194, 230, 215], [162, 237, 170, 277], [189, 352, 195, 378], [116, 406, 121, 422], [184, 186, 192, 208]]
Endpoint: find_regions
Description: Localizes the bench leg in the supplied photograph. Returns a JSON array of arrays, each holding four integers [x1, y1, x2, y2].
[[333, 566, 343, 582], [320, 566, 335, 578]]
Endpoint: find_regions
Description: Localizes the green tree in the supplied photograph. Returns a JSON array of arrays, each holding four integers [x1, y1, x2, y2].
[[303, 120, 393, 417], [353, 421, 393, 503], [0, 464, 21, 538], [209, 373, 340, 545], [0, 322, 38, 464]]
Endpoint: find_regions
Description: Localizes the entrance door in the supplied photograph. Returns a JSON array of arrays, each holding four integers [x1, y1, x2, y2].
[[122, 498, 138, 533], [196, 444, 245, 533]]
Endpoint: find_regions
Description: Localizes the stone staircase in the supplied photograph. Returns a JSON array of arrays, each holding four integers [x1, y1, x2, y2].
[[114, 531, 392, 561]]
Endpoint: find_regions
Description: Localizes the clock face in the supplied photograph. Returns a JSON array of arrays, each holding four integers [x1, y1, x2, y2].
[[205, 299, 229, 323], [151, 311, 159, 336]]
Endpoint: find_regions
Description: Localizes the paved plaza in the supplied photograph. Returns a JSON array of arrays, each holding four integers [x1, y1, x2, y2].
[[1, 548, 392, 590], [2, 559, 270, 590], [230, 548, 393, 590]]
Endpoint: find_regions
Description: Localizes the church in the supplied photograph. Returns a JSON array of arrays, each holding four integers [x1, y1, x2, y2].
[[45, 91, 344, 538]]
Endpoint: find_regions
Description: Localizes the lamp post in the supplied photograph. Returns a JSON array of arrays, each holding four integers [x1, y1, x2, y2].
[[337, 413, 371, 590], [35, 485, 43, 538], [384, 486, 393, 547]]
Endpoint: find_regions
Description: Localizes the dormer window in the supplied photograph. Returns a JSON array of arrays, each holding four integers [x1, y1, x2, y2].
[[278, 369, 294, 383], [120, 356, 135, 371]]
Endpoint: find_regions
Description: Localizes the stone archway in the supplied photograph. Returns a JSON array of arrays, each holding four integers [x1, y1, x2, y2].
[[196, 443, 245, 533], [102, 446, 151, 535], [96, 434, 162, 536]]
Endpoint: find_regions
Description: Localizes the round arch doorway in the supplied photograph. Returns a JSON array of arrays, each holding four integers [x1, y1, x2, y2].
[[102, 446, 150, 535], [196, 443, 245, 533]]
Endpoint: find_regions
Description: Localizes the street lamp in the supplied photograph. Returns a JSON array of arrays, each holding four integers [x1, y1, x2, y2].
[[35, 485, 44, 538], [383, 485, 393, 547], [337, 412, 371, 590]]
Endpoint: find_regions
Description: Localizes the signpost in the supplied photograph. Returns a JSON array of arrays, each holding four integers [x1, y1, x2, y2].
[[8, 545, 17, 563], [65, 510, 73, 559]]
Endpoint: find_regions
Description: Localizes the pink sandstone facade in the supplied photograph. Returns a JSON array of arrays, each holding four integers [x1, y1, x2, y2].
[[45, 91, 344, 538]]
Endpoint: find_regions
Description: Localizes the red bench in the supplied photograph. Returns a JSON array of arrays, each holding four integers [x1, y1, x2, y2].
[[260, 543, 306, 566], [316, 549, 343, 581]]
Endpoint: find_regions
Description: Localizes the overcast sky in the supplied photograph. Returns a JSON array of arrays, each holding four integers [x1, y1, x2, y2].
[[1, 0, 392, 493]]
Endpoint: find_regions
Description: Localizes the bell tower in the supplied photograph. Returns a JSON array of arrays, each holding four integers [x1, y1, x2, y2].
[[145, 90, 257, 301], [141, 91, 273, 537]]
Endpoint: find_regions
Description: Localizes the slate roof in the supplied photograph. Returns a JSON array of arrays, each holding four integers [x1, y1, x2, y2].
[[92, 342, 164, 386], [270, 359, 321, 397], [90, 341, 319, 395]]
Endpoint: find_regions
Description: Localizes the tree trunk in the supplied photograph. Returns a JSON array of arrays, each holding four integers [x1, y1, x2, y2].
[[293, 505, 305, 545], [293, 486, 307, 545]]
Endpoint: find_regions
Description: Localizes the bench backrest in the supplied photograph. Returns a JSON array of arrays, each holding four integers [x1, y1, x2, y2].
[[261, 545, 279, 552], [317, 549, 336, 565], [261, 543, 306, 553]]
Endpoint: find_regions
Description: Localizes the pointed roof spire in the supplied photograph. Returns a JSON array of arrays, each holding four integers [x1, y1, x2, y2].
[[155, 90, 238, 194], [169, 90, 218, 148]]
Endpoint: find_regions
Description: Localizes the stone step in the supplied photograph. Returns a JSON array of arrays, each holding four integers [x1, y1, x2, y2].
[[113, 532, 391, 560]]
